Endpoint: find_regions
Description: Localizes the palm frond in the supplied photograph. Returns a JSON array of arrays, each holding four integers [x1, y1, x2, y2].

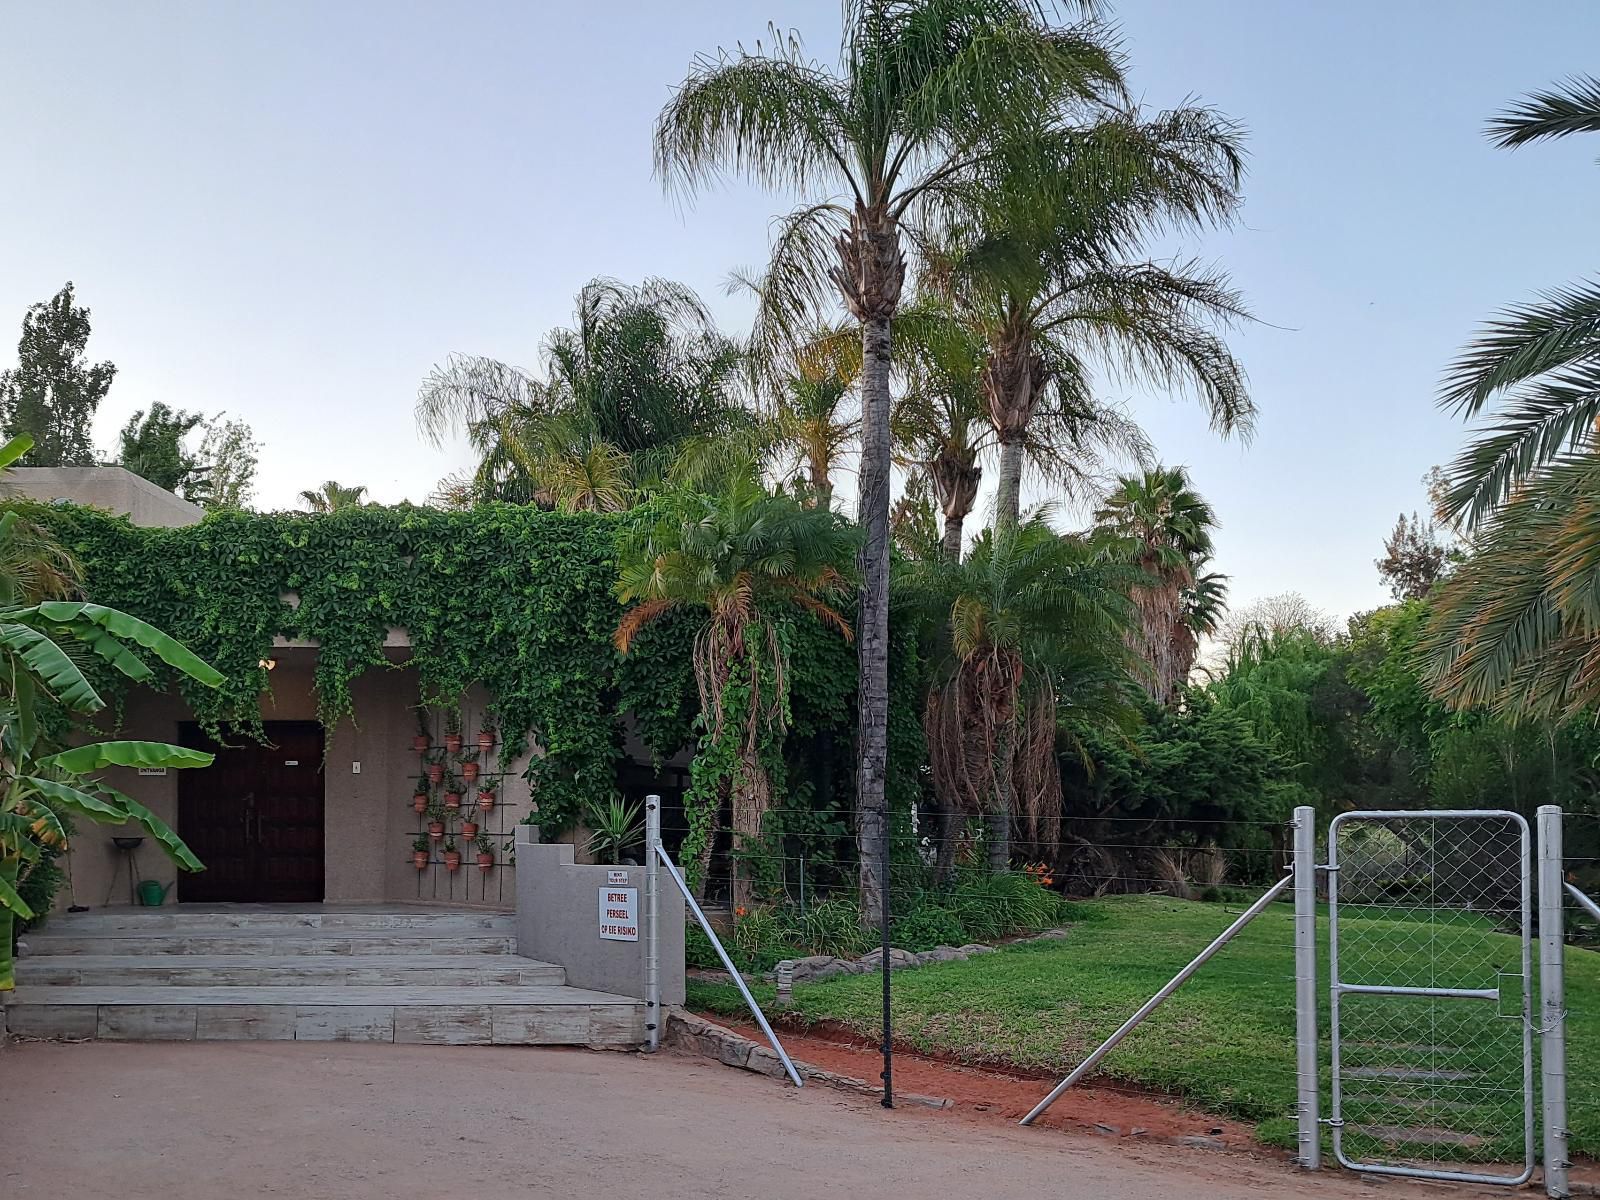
[[1487, 76, 1600, 148]]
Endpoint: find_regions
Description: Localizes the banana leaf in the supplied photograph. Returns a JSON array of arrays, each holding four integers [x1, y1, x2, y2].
[[29, 602, 223, 688], [38, 741, 214, 774], [95, 784, 204, 872], [0, 622, 103, 713]]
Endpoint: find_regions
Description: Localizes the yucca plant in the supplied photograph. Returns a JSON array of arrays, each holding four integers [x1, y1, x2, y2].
[[583, 796, 647, 866], [0, 434, 224, 988]]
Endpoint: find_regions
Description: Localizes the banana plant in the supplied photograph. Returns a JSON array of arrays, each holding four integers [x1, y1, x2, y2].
[[0, 432, 225, 989]]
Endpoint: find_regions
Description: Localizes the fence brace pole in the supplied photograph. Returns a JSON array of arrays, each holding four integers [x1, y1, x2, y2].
[[1292, 805, 1321, 1171], [1019, 872, 1293, 1127], [653, 843, 804, 1087], [1538, 804, 1570, 1199], [644, 794, 662, 1053]]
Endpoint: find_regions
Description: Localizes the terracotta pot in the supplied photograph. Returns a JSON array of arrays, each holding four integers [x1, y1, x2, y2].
[[461, 821, 479, 840], [444, 792, 462, 811], [444, 851, 462, 872], [427, 821, 444, 840], [444, 734, 463, 755], [477, 793, 495, 813], [478, 731, 496, 751], [462, 761, 479, 783], [476, 852, 494, 871], [412, 794, 428, 814], [426, 764, 445, 785], [412, 851, 429, 870], [412, 734, 431, 752]]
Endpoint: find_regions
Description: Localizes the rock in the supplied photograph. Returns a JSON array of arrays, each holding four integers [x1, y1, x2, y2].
[[1177, 1136, 1226, 1151], [958, 943, 995, 956], [1035, 928, 1070, 940], [796, 954, 836, 971], [1093, 1122, 1120, 1136]]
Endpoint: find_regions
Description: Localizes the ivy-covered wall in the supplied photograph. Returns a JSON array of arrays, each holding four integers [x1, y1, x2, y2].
[[30, 502, 926, 849]]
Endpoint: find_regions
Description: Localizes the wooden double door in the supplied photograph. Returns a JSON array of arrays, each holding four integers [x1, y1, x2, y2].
[[177, 721, 326, 903]]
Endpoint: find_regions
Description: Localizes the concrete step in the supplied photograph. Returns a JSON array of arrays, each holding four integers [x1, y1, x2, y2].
[[20, 930, 518, 957], [13, 954, 566, 988], [40, 907, 515, 933], [2, 985, 645, 1045]]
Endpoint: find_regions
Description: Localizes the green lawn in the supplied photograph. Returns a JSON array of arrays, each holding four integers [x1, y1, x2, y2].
[[687, 894, 1600, 1160]]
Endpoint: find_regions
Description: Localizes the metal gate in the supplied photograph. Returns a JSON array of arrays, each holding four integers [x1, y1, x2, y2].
[[1327, 810, 1534, 1186]]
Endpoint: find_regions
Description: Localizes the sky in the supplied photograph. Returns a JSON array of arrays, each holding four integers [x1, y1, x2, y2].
[[2, 0, 1598, 624]]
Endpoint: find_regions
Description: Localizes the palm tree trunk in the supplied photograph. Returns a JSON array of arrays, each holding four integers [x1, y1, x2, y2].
[[809, 453, 833, 510], [855, 309, 894, 922], [994, 437, 1025, 532], [988, 716, 1015, 872], [730, 748, 770, 914], [941, 511, 964, 560]]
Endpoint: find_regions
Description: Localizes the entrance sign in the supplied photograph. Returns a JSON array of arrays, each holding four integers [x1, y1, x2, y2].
[[598, 886, 639, 941]]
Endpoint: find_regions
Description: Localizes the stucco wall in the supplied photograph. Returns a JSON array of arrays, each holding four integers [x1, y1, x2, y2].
[[513, 825, 686, 1005], [2, 467, 204, 527], [54, 654, 535, 913]]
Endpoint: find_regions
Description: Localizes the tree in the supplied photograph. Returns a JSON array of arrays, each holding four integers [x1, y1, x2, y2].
[[417, 278, 749, 508], [0, 283, 114, 467], [196, 416, 259, 510], [655, 1, 1122, 912], [1376, 511, 1447, 601], [771, 367, 857, 511], [1218, 591, 1336, 654], [909, 516, 1136, 871], [298, 481, 368, 513], [1424, 77, 1600, 718], [1095, 467, 1223, 705], [614, 474, 857, 908], [116, 402, 206, 496], [0, 434, 224, 988], [942, 108, 1250, 531]]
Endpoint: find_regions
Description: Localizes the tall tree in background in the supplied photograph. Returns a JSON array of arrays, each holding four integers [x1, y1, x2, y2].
[[1425, 77, 1600, 718], [298, 481, 368, 513], [1376, 511, 1447, 601], [417, 278, 748, 509], [932, 109, 1251, 531], [196, 416, 259, 510], [1095, 466, 1221, 705], [0, 283, 114, 467], [655, 0, 1122, 911], [116, 403, 205, 496]]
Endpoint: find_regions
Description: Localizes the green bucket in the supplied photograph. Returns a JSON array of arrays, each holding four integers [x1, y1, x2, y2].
[[136, 879, 171, 907]]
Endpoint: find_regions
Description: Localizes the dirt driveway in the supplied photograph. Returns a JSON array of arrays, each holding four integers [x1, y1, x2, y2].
[[3, 1039, 1515, 1199]]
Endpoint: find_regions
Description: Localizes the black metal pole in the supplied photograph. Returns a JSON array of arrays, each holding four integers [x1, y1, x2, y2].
[[880, 809, 893, 1108]]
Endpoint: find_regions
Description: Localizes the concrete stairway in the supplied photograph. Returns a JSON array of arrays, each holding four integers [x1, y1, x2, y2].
[[3, 905, 645, 1045]]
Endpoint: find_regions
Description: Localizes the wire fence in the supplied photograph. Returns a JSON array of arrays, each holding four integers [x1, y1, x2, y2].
[[662, 802, 1600, 1190]]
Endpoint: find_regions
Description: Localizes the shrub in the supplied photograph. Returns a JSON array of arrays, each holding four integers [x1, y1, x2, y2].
[[789, 899, 873, 959], [890, 904, 967, 951]]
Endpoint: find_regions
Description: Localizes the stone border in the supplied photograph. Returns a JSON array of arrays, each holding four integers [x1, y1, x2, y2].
[[663, 1009, 950, 1108], [772, 927, 1069, 985]]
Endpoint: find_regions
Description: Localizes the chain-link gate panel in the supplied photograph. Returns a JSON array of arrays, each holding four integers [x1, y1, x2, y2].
[[1328, 810, 1533, 1186]]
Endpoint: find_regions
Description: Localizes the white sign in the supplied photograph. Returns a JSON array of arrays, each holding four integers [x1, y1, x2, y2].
[[607, 869, 628, 885], [598, 886, 639, 942]]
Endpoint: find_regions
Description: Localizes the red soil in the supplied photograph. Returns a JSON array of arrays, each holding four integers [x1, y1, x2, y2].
[[710, 1016, 1261, 1152]]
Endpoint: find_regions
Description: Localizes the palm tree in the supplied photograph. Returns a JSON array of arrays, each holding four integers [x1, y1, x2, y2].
[[909, 515, 1136, 872], [417, 278, 748, 509], [893, 302, 1151, 559], [655, 0, 1123, 915], [614, 474, 857, 907], [298, 481, 368, 513], [1425, 78, 1600, 718], [771, 368, 858, 511], [930, 108, 1251, 531], [1095, 467, 1221, 706]]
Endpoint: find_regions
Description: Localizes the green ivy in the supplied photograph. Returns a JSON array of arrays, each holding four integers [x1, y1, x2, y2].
[[24, 501, 928, 851]]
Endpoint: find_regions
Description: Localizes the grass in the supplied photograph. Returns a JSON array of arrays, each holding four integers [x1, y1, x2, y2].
[[687, 894, 1600, 1160]]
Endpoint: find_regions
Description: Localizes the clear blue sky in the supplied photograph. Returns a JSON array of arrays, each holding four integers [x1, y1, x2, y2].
[[3, 1, 1597, 622]]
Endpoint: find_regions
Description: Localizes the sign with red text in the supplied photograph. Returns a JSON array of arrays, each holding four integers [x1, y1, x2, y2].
[[598, 887, 639, 941]]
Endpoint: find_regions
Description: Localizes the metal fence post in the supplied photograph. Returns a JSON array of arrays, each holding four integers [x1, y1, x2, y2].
[[1293, 805, 1321, 1171], [644, 794, 662, 1053], [1538, 804, 1569, 1198]]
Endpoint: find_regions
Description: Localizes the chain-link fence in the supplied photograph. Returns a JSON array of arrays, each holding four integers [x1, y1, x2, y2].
[[1327, 811, 1532, 1182]]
